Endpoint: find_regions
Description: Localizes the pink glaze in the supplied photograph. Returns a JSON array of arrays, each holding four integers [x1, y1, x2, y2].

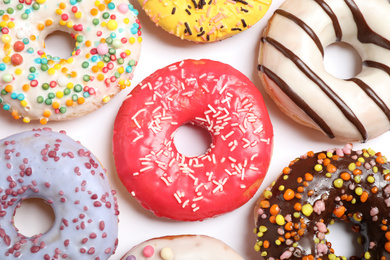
[[113, 59, 273, 221]]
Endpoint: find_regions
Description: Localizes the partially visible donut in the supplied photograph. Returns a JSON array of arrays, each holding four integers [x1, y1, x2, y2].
[[254, 144, 390, 259], [0, 0, 142, 124], [113, 59, 273, 221], [0, 129, 119, 259], [258, 0, 390, 142], [120, 235, 244, 260], [137, 0, 272, 42]]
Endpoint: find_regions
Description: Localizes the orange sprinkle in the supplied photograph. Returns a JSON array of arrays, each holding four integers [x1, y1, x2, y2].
[[356, 161, 362, 167], [346, 195, 353, 202], [307, 151, 314, 157], [2, 15, 10, 21], [285, 232, 291, 239], [66, 100, 74, 107], [270, 204, 280, 216], [340, 172, 351, 181], [285, 222, 293, 231], [297, 186, 304, 193], [305, 173, 313, 181], [22, 84, 30, 92], [260, 200, 270, 209], [382, 226, 388, 231], [385, 231, 390, 241], [59, 2, 66, 9], [30, 35, 36, 41], [385, 242, 390, 253], [70, 71, 77, 78], [360, 191, 369, 203], [98, 3, 106, 11], [283, 189, 295, 201], [4, 84, 12, 93], [295, 193, 302, 199], [263, 240, 270, 249], [372, 186, 379, 194], [97, 73, 105, 81], [278, 236, 285, 243], [317, 153, 326, 160], [40, 118, 48, 125], [85, 40, 92, 47], [37, 23, 45, 31], [61, 67, 68, 74], [45, 19, 53, 26], [52, 102, 60, 109], [298, 228, 305, 236], [327, 164, 337, 173], [77, 97, 85, 104], [303, 255, 314, 260], [43, 110, 51, 118], [294, 203, 302, 211], [297, 177, 303, 183], [376, 156, 385, 164], [323, 158, 330, 166], [307, 190, 314, 197], [269, 215, 276, 224], [353, 169, 362, 175], [92, 66, 100, 73], [283, 167, 291, 174], [91, 8, 99, 16], [333, 205, 346, 218], [332, 155, 339, 160]]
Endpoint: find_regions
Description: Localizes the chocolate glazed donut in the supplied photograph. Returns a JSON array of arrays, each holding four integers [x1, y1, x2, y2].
[[254, 144, 390, 260]]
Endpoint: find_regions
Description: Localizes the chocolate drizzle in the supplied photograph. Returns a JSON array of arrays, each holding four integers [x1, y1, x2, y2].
[[344, 0, 390, 50], [260, 65, 335, 139], [275, 9, 324, 56], [261, 36, 368, 141], [314, 0, 342, 41]]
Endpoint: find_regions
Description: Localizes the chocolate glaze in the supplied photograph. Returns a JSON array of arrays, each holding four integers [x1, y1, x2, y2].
[[255, 147, 390, 259], [260, 36, 368, 141]]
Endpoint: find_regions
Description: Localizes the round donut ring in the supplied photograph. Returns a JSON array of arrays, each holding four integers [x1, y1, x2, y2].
[[113, 59, 273, 221], [0, 129, 119, 259], [258, 0, 390, 142], [0, 0, 142, 124], [254, 144, 390, 259], [121, 235, 244, 260], [137, 0, 272, 42]]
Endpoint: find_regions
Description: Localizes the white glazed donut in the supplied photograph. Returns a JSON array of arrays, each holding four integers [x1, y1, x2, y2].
[[258, 0, 390, 142], [120, 235, 244, 260], [0, 0, 142, 124], [0, 129, 119, 259]]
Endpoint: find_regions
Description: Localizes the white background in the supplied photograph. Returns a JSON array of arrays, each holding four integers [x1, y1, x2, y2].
[[1, 0, 383, 258]]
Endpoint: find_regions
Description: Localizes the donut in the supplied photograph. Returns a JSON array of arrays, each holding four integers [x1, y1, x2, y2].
[[120, 235, 244, 260], [0, 129, 119, 259], [254, 144, 390, 259], [0, 0, 142, 124], [113, 59, 273, 221], [137, 0, 272, 42], [258, 0, 390, 142]]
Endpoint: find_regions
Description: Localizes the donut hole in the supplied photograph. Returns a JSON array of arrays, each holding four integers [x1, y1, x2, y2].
[[173, 123, 212, 157], [44, 30, 76, 59], [326, 219, 363, 258], [13, 198, 55, 237], [323, 42, 363, 80]]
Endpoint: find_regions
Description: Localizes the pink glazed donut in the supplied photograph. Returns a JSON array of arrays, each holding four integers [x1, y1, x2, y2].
[[113, 59, 273, 221], [0, 129, 119, 259]]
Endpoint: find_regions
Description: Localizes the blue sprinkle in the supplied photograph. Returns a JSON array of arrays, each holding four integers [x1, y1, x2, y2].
[[27, 47, 34, 54], [0, 63, 6, 71], [83, 92, 90, 98], [23, 38, 29, 45], [126, 66, 132, 73], [34, 58, 41, 64], [110, 32, 116, 38], [91, 56, 98, 62], [70, 0, 77, 4], [25, 9, 31, 14], [11, 93, 17, 100], [17, 94, 25, 101], [108, 2, 115, 9], [130, 28, 138, 35], [133, 23, 140, 29], [41, 58, 48, 64], [28, 74, 36, 80], [3, 104, 10, 111]]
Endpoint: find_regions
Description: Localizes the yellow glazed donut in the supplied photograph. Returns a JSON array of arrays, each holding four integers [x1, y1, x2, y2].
[[0, 0, 142, 124], [258, 0, 390, 142], [138, 0, 272, 42]]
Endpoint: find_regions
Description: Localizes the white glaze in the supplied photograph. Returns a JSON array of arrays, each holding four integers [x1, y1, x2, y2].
[[121, 235, 244, 260], [0, 0, 141, 124], [0, 129, 118, 259], [258, 0, 390, 142]]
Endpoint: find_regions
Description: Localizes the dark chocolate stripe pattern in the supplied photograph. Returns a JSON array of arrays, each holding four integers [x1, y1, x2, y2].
[[275, 9, 324, 56], [348, 77, 390, 121], [344, 0, 390, 50], [261, 36, 368, 141], [314, 0, 342, 41], [260, 65, 335, 138]]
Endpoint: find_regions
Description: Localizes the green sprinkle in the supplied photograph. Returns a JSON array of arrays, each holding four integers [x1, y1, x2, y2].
[[42, 83, 49, 90], [92, 18, 99, 25], [37, 96, 44, 103], [59, 107, 67, 114], [44, 98, 52, 105], [82, 61, 89, 68]]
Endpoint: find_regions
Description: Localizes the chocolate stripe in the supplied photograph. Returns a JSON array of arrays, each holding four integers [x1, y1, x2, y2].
[[364, 60, 390, 76], [262, 36, 368, 141], [275, 9, 324, 56], [344, 0, 390, 50], [348, 77, 390, 121], [314, 0, 342, 41], [259, 65, 335, 138]]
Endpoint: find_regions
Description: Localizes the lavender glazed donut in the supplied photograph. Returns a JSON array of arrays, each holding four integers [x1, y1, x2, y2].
[[0, 129, 119, 259]]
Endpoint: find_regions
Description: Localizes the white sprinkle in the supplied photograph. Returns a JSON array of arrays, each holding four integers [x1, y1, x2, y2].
[[251, 153, 259, 161], [132, 134, 144, 143], [193, 196, 203, 201], [161, 177, 171, 186], [145, 101, 154, 106], [195, 183, 204, 192], [250, 165, 259, 171], [193, 207, 200, 212], [228, 157, 237, 163], [219, 84, 228, 94], [169, 65, 177, 71], [254, 125, 263, 134], [207, 104, 217, 113], [131, 108, 147, 120], [174, 193, 182, 203], [199, 73, 207, 78], [182, 200, 189, 208], [140, 166, 153, 173]]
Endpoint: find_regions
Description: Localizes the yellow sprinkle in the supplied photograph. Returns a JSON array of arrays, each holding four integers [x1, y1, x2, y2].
[[56, 9, 63, 15], [364, 252, 371, 259], [54, 64, 62, 70], [355, 187, 363, 196], [66, 21, 74, 28], [107, 20, 118, 31], [59, 20, 66, 26], [0, 21, 7, 28], [94, 0, 101, 7], [23, 117, 30, 123], [138, 37, 143, 43], [124, 18, 130, 24], [97, 61, 105, 68], [367, 176, 375, 183], [48, 68, 56, 75], [125, 49, 131, 56], [348, 163, 356, 171], [275, 215, 285, 226], [3, 56, 11, 63], [1, 34, 12, 44], [129, 37, 135, 44], [67, 57, 74, 64], [7, 21, 15, 29], [102, 96, 110, 103], [314, 164, 323, 172], [36, 0, 46, 3], [75, 11, 83, 19], [56, 91, 64, 98], [20, 100, 27, 107], [118, 67, 124, 74], [301, 204, 313, 217], [15, 68, 23, 75]]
